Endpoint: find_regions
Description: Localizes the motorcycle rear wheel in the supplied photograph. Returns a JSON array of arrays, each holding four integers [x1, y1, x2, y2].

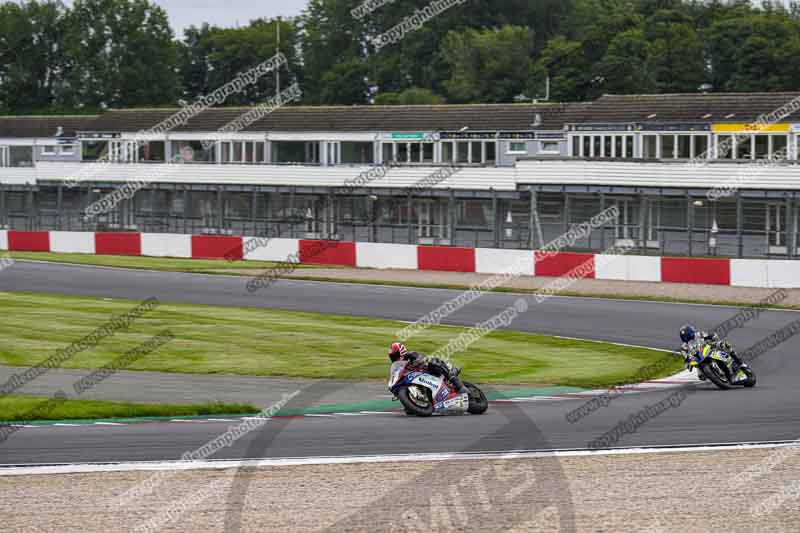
[[464, 381, 488, 415], [397, 386, 434, 417]]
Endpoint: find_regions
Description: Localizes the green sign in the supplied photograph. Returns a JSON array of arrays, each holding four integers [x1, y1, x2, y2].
[[392, 133, 426, 140]]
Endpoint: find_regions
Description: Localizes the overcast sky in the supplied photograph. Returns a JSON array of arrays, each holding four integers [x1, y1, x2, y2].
[[151, 0, 307, 36], [52, 0, 308, 36]]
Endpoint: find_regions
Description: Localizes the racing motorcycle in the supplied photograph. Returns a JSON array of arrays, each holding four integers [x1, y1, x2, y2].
[[685, 343, 756, 390], [388, 360, 488, 417]]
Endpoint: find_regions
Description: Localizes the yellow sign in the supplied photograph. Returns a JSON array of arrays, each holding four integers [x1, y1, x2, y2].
[[712, 123, 791, 133]]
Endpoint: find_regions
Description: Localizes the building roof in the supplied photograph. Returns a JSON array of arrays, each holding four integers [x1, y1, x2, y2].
[[1, 92, 799, 138], [0, 116, 99, 139], [84, 103, 571, 134], [573, 92, 800, 124]]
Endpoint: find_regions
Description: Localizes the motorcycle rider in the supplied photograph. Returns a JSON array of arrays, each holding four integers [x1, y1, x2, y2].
[[679, 324, 747, 376], [389, 342, 468, 394]]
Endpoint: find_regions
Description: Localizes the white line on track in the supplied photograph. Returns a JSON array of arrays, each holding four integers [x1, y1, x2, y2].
[[3, 441, 799, 477]]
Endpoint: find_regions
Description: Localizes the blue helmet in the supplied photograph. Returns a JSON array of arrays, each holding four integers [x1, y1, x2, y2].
[[680, 325, 697, 343]]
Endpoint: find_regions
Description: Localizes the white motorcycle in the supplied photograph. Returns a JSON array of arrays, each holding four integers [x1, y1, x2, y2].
[[388, 360, 489, 417]]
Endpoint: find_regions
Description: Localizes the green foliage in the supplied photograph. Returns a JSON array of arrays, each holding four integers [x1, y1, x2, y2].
[[441, 26, 538, 103], [373, 87, 445, 105], [62, 0, 180, 108], [1, 0, 799, 111]]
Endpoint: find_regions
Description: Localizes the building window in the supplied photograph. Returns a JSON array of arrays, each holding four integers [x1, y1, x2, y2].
[[582, 136, 591, 157], [456, 141, 469, 163], [717, 135, 734, 159], [171, 141, 215, 163], [485, 141, 496, 164], [508, 141, 527, 155], [341, 142, 375, 164], [603, 136, 612, 158], [643, 135, 657, 159], [137, 141, 165, 162], [60, 144, 75, 156], [9, 146, 34, 167], [82, 141, 108, 161], [423, 143, 434, 163], [41, 145, 57, 156], [661, 135, 676, 159], [736, 134, 753, 159], [539, 140, 560, 155], [625, 135, 634, 158], [773, 135, 788, 159], [470, 141, 482, 163], [755, 135, 770, 159], [442, 142, 454, 162], [677, 135, 691, 159], [397, 142, 410, 162], [694, 136, 709, 159]]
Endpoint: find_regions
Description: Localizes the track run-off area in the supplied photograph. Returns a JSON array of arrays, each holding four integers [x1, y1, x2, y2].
[[0, 259, 799, 465]]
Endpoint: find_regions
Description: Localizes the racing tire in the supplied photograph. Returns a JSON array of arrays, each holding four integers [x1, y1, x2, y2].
[[700, 360, 733, 390], [464, 381, 488, 415], [740, 366, 757, 388], [397, 386, 434, 417]]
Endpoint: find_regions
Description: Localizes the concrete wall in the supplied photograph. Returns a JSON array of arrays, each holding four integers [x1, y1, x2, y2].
[[3, 230, 800, 289]]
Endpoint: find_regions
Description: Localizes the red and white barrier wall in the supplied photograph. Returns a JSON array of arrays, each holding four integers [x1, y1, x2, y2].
[[2, 230, 799, 289]]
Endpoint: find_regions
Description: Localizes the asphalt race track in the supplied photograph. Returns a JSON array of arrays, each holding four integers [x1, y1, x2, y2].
[[1, 260, 799, 465]]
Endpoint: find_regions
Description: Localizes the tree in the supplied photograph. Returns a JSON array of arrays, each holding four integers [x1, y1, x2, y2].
[[179, 24, 217, 102], [300, 0, 366, 104], [440, 26, 538, 103], [644, 9, 707, 92], [63, 0, 180, 108], [0, 1, 68, 113], [534, 36, 591, 101], [596, 29, 656, 94], [373, 87, 445, 105]]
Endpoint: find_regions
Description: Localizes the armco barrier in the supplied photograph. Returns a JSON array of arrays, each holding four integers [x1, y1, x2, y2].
[[356, 242, 418, 270], [192, 235, 242, 260], [535, 252, 595, 278], [8, 231, 50, 252], [95, 232, 141, 256], [418, 245, 475, 273], [661, 257, 730, 285], [300, 240, 356, 266], [50, 231, 95, 254], [141, 233, 192, 258]]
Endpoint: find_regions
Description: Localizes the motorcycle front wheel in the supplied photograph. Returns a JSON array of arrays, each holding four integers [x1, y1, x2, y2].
[[740, 366, 757, 388], [701, 360, 733, 390], [464, 381, 488, 415], [397, 385, 434, 417]]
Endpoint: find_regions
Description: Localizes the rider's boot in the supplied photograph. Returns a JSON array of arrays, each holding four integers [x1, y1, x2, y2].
[[449, 368, 468, 395]]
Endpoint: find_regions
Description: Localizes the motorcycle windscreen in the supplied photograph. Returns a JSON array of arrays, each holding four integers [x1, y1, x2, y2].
[[388, 360, 408, 388]]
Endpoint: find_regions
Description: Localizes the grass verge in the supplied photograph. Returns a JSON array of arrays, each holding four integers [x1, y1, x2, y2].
[[0, 291, 680, 388], [0, 395, 258, 422], [8, 251, 325, 273]]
